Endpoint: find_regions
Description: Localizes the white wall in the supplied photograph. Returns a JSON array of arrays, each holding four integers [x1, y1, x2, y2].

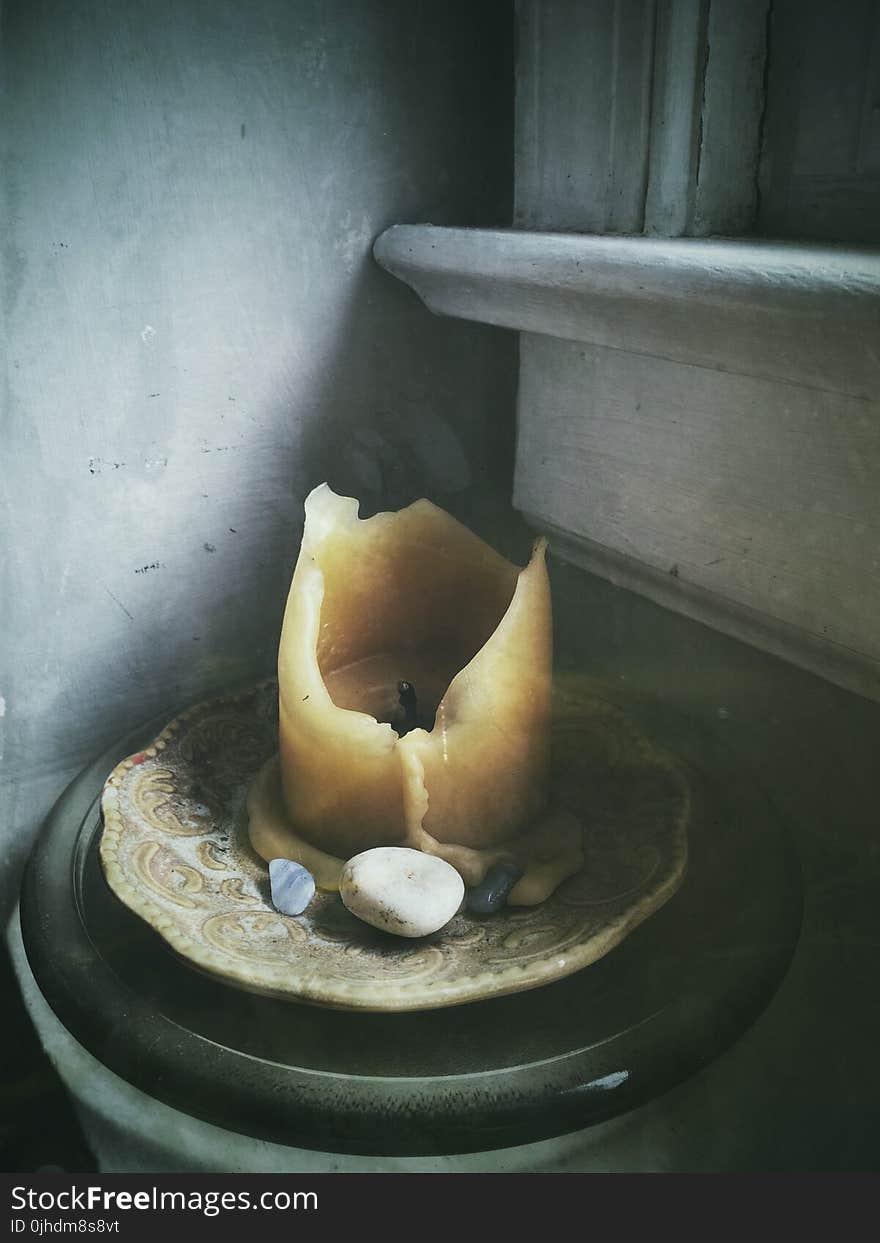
[[0, 0, 517, 914]]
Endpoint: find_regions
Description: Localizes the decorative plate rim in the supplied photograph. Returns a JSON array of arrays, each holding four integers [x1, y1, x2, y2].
[[99, 680, 690, 1011]]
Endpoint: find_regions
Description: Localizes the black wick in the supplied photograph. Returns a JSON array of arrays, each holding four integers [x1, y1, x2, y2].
[[397, 680, 419, 736]]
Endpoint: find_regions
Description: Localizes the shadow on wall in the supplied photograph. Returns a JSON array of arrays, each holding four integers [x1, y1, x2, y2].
[[298, 263, 525, 539]]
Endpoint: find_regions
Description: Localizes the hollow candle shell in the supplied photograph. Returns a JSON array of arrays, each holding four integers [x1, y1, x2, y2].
[[272, 484, 552, 860]]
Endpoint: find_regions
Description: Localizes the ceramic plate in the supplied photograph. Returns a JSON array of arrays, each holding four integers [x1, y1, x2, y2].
[[100, 679, 689, 1011]]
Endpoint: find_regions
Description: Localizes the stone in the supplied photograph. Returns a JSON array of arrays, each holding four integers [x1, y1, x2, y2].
[[466, 861, 525, 915], [340, 847, 464, 938], [269, 858, 315, 916]]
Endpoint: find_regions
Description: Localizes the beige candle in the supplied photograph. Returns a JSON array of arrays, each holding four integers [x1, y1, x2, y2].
[[249, 484, 581, 901]]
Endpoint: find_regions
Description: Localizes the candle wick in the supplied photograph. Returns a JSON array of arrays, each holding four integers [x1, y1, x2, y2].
[[397, 680, 419, 736]]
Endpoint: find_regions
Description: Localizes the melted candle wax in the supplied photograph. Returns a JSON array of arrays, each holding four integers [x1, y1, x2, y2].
[[247, 484, 583, 905]]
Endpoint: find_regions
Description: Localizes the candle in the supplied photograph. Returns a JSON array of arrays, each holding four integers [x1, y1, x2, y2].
[[248, 484, 583, 903]]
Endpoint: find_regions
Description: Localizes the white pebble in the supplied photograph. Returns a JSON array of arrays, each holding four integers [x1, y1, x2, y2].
[[340, 847, 464, 938]]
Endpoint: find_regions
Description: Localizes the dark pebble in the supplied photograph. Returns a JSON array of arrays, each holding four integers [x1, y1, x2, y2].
[[466, 861, 524, 915]]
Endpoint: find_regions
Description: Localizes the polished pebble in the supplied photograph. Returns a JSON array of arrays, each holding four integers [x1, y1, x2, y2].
[[340, 847, 465, 938], [466, 861, 525, 915], [269, 858, 316, 916]]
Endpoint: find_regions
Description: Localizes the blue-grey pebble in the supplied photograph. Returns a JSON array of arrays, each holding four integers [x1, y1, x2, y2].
[[467, 861, 524, 915], [269, 858, 315, 916]]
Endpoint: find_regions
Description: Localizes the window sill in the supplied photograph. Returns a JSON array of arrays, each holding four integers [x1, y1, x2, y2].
[[374, 225, 880, 400]]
